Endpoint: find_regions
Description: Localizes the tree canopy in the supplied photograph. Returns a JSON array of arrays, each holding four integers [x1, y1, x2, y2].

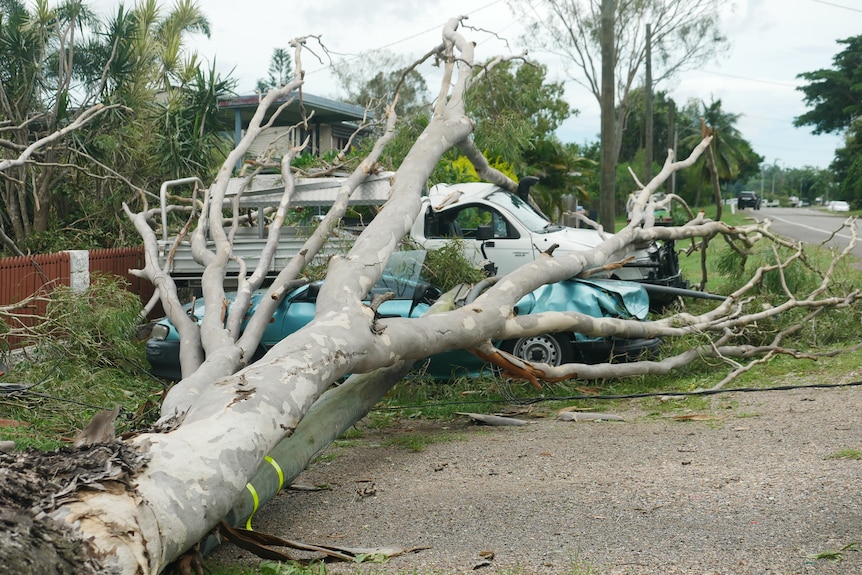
[[509, 0, 729, 227], [796, 34, 862, 205], [794, 35, 862, 135], [256, 47, 293, 93], [332, 50, 430, 119], [0, 0, 232, 254]]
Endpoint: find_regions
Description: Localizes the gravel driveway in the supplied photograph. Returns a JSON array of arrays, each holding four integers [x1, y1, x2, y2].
[[211, 383, 861, 574]]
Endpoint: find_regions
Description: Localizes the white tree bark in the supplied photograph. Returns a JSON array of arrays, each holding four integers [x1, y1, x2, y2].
[[4, 16, 859, 575], [44, 18, 511, 574]]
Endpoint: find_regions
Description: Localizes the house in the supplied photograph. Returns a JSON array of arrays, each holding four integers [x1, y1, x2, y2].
[[218, 92, 372, 162]]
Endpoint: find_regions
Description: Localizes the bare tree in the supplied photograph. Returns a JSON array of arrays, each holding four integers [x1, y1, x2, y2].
[[0, 17, 858, 575], [509, 0, 728, 228]]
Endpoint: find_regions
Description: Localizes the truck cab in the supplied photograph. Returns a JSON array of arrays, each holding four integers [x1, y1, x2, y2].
[[410, 181, 670, 284]]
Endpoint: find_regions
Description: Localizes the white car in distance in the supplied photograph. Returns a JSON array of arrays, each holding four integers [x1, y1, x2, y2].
[[826, 200, 850, 212]]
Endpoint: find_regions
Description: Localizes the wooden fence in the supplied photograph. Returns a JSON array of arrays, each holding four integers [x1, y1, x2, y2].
[[88, 246, 156, 306], [0, 247, 156, 347]]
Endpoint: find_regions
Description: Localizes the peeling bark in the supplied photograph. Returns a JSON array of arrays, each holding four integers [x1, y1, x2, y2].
[[2, 17, 860, 575]]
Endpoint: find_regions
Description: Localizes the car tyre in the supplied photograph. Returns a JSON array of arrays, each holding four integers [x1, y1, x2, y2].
[[499, 333, 574, 367]]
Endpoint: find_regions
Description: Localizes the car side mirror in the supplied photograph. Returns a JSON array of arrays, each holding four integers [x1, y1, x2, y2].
[[476, 225, 493, 240]]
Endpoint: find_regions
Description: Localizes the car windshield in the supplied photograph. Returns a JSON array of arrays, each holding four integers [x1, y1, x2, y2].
[[372, 250, 427, 298], [485, 190, 552, 233]]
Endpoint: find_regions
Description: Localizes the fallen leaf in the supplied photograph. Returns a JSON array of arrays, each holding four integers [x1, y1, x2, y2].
[[672, 414, 729, 421], [0, 419, 27, 427]]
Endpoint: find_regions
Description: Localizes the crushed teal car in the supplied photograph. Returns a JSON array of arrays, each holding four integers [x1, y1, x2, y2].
[[146, 252, 659, 381]]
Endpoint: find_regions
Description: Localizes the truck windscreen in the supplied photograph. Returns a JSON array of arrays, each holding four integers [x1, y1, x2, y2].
[[486, 190, 551, 233]]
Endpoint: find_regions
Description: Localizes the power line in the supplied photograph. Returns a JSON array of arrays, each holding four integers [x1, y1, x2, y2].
[[811, 0, 862, 13], [326, 0, 509, 60], [690, 69, 799, 88], [375, 380, 862, 411]]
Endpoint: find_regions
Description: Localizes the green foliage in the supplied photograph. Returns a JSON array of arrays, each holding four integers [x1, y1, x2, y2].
[[675, 97, 763, 207], [466, 60, 571, 170], [332, 50, 430, 120], [0, 276, 160, 450], [256, 48, 294, 94], [0, 0, 232, 254], [806, 543, 858, 562], [526, 140, 596, 219], [150, 60, 235, 180], [421, 240, 486, 292], [360, 112, 429, 173], [795, 35, 862, 135], [713, 243, 821, 297], [434, 154, 519, 185], [830, 127, 862, 205], [795, 35, 862, 202], [826, 449, 862, 460], [44, 275, 144, 366], [618, 89, 674, 165]]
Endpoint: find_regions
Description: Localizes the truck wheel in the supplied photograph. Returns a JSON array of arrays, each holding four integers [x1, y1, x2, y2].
[[499, 333, 574, 367]]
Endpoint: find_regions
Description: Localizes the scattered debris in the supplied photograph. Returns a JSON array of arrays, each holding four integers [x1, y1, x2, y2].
[[288, 483, 330, 492], [0, 436, 14, 452], [353, 479, 377, 500], [557, 412, 625, 422], [456, 413, 529, 426], [672, 414, 729, 422], [0, 418, 26, 427], [219, 521, 429, 563], [73, 405, 120, 447]]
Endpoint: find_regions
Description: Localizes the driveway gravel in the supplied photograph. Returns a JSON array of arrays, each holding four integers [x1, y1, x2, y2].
[[210, 382, 861, 574]]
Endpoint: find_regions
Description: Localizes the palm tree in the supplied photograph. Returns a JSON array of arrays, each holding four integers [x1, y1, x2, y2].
[[679, 98, 746, 218], [0, 0, 102, 240], [0, 0, 230, 253]]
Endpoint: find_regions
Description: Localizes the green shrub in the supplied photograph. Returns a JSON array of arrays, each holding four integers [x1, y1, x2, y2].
[[0, 276, 159, 450], [421, 239, 486, 292]]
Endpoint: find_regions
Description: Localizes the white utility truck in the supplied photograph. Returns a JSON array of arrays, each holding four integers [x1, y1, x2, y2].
[[156, 173, 687, 305]]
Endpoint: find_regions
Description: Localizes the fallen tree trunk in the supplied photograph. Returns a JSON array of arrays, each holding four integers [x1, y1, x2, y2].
[[2, 16, 860, 575]]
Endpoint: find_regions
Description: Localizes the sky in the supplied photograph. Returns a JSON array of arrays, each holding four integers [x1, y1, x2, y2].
[[93, 0, 862, 171]]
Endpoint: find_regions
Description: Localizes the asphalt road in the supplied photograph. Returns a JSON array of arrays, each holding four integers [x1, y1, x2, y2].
[[741, 206, 862, 264]]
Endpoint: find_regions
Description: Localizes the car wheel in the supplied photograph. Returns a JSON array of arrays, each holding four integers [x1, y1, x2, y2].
[[499, 333, 574, 366]]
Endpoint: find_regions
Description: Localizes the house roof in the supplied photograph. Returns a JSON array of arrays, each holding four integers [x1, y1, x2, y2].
[[218, 92, 369, 128]]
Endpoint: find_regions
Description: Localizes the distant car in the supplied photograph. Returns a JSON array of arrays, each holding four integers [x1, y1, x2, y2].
[[652, 206, 673, 226], [737, 191, 761, 210], [827, 200, 850, 212], [145, 252, 660, 381]]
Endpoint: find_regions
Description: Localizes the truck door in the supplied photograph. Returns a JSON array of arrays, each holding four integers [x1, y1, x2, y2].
[[427, 205, 534, 275], [477, 208, 535, 275]]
